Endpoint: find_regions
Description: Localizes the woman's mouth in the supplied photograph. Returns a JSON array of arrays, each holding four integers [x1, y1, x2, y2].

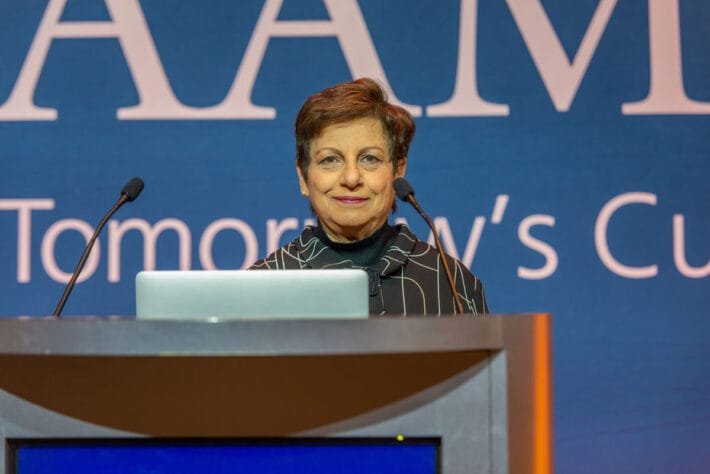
[[334, 196, 368, 204]]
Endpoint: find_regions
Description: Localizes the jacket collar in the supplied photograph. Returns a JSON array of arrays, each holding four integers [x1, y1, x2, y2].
[[295, 224, 417, 276]]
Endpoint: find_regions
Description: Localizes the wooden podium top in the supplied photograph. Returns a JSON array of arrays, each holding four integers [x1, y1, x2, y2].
[[0, 314, 512, 356]]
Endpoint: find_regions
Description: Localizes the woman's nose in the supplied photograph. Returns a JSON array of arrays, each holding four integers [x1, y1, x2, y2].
[[340, 159, 362, 187]]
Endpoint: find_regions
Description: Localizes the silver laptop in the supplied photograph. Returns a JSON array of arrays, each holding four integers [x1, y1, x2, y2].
[[135, 269, 369, 320]]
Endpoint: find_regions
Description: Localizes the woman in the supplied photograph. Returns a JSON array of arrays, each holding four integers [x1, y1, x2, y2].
[[250, 78, 488, 315]]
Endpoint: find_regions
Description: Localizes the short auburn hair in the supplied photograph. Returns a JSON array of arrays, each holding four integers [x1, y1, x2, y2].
[[295, 78, 415, 180]]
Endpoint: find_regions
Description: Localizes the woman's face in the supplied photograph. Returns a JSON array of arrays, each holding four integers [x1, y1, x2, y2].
[[297, 117, 406, 243]]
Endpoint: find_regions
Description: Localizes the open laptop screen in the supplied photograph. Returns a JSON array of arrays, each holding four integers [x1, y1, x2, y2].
[[135, 270, 369, 320]]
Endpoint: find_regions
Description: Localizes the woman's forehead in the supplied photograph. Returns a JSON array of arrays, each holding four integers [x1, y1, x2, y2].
[[312, 118, 387, 149]]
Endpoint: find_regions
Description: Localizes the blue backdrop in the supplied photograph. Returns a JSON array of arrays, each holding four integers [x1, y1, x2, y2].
[[1, 1, 709, 472]]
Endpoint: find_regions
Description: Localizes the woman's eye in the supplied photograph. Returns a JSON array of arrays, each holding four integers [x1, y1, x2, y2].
[[318, 155, 342, 167], [359, 154, 384, 168]]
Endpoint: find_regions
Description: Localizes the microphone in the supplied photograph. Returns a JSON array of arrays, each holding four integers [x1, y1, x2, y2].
[[52, 177, 144, 318], [394, 177, 465, 314]]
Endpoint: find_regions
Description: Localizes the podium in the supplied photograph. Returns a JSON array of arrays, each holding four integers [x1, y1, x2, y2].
[[0, 314, 551, 474]]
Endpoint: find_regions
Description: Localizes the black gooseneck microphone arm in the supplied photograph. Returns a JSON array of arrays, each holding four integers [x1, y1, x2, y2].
[[53, 177, 144, 318], [393, 177, 465, 315]]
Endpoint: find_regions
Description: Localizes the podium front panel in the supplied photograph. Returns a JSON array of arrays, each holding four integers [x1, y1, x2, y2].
[[0, 315, 551, 474]]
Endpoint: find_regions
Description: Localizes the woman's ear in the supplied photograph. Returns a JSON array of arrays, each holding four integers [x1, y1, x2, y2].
[[396, 158, 407, 178], [296, 165, 309, 197]]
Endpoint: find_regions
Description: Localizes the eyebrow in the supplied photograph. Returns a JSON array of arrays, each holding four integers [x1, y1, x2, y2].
[[314, 146, 387, 156]]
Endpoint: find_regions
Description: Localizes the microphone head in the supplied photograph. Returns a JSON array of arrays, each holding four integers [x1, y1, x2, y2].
[[121, 177, 144, 202], [393, 177, 414, 202]]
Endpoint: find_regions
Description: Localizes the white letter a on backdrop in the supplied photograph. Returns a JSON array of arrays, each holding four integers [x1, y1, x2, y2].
[[211, 0, 421, 118], [0, 0, 198, 121]]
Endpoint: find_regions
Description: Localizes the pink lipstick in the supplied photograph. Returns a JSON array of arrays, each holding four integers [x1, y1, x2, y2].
[[334, 196, 368, 204]]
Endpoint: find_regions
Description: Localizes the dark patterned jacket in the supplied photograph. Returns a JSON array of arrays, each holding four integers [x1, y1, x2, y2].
[[249, 224, 488, 316]]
